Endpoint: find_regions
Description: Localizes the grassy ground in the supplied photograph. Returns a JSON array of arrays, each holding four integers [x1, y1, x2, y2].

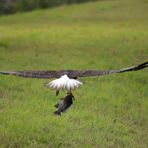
[[0, 0, 148, 147]]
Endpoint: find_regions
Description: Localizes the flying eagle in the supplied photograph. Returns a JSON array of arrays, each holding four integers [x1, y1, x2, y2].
[[0, 61, 148, 115]]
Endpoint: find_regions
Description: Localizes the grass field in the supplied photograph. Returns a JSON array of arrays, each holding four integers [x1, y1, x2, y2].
[[0, 0, 148, 147]]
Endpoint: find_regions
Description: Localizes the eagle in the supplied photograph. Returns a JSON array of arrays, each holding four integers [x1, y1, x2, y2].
[[0, 61, 148, 115]]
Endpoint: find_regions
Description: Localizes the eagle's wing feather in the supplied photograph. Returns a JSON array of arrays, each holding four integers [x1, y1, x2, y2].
[[0, 70, 62, 78], [0, 61, 147, 79]]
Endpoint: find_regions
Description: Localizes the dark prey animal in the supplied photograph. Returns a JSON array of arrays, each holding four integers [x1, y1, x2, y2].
[[54, 93, 75, 115]]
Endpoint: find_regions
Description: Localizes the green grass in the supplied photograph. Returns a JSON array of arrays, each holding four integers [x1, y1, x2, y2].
[[0, 0, 148, 147]]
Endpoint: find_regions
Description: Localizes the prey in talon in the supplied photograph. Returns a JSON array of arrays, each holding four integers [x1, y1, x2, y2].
[[54, 93, 75, 115]]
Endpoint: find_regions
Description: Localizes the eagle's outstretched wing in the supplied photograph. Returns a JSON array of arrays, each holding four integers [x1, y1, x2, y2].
[[0, 61, 147, 79]]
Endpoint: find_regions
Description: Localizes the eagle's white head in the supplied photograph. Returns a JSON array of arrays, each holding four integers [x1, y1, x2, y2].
[[46, 75, 83, 94]]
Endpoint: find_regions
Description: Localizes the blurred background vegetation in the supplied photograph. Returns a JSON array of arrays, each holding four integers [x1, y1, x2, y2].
[[0, 0, 148, 147], [0, 0, 100, 14]]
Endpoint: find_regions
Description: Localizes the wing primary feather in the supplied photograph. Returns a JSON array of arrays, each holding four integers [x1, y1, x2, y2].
[[117, 61, 148, 73]]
